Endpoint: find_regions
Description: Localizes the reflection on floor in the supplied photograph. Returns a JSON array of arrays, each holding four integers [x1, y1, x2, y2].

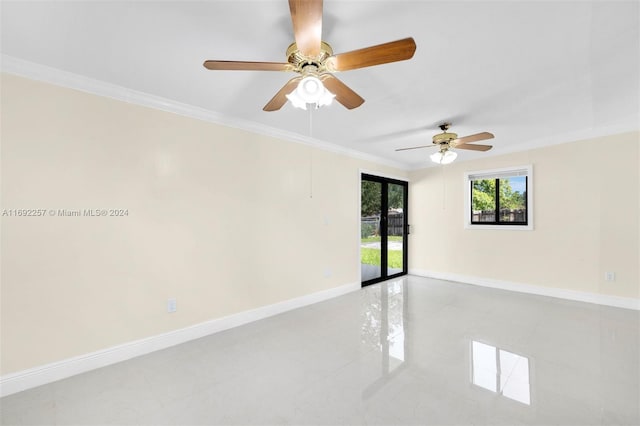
[[2, 275, 639, 425], [361, 263, 401, 282], [471, 340, 531, 405]]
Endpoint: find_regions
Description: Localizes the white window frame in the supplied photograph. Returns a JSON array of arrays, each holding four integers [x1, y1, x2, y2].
[[464, 165, 533, 231]]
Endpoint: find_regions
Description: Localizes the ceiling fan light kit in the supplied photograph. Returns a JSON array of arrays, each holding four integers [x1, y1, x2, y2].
[[203, 0, 416, 111], [430, 149, 457, 165], [285, 73, 335, 110]]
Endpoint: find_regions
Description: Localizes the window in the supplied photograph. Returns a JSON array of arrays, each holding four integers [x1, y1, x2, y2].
[[464, 165, 533, 230]]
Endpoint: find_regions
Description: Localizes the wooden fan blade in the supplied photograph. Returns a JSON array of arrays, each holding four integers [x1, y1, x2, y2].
[[451, 132, 494, 145], [289, 0, 323, 57], [456, 143, 493, 152], [325, 38, 416, 72], [263, 77, 302, 111], [320, 74, 364, 109], [203, 60, 293, 71], [395, 144, 434, 152]]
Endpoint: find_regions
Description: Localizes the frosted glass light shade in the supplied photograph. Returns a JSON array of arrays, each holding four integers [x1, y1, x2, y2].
[[285, 91, 307, 109], [286, 76, 335, 110], [430, 150, 457, 165]]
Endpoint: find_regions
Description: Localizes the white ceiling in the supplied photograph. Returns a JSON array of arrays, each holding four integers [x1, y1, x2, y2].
[[2, 1, 638, 169]]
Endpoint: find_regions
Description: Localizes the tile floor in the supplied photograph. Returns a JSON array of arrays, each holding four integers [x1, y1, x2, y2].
[[1, 276, 639, 425]]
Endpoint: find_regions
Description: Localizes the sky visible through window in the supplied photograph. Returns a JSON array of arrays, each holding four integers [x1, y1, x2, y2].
[[509, 176, 526, 194]]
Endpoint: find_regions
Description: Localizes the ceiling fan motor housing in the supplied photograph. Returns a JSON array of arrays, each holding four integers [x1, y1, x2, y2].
[[432, 132, 458, 145], [286, 41, 334, 73]]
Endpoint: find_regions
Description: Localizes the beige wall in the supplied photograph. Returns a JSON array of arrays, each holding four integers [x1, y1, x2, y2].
[[408, 131, 640, 300], [2, 73, 637, 376], [0, 74, 407, 374]]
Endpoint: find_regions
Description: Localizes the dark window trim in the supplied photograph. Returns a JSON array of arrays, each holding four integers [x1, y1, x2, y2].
[[470, 176, 528, 226], [361, 174, 409, 287]]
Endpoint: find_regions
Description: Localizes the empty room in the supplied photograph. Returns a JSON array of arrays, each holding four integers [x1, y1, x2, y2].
[[1, 1, 639, 425]]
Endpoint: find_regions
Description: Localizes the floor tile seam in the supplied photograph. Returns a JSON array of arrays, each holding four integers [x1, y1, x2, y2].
[[138, 370, 215, 412], [531, 355, 609, 379], [499, 364, 528, 397], [52, 384, 161, 408]]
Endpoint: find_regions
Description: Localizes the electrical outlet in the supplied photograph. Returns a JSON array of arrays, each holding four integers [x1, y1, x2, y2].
[[324, 268, 332, 278], [605, 272, 616, 282], [167, 298, 177, 313]]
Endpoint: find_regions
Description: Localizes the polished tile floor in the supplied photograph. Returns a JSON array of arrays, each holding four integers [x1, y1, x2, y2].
[[2, 276, 639, 425]]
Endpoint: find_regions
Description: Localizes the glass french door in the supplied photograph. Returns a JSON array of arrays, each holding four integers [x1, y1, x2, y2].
[[360, 174, 408, 286]]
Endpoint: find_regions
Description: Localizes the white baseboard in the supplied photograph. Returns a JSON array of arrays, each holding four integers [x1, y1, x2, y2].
[[409, 269, 640, 311], [0, 281, 360, 397]]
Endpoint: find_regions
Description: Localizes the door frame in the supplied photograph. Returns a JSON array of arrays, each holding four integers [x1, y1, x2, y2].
[[359, 171, 409, 287]]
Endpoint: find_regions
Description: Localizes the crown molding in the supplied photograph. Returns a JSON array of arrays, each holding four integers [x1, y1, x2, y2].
[[407, 123, 640, 171], [0, 54, 409, 171]]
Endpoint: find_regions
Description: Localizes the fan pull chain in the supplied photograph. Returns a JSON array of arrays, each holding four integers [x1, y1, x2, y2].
[[309, 107, 313, 199], [441, 164, 447, 210]]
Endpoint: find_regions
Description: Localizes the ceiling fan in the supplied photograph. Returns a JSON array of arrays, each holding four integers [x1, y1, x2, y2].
[[396, 123, 494, 164], [203, 0, 416, 111]]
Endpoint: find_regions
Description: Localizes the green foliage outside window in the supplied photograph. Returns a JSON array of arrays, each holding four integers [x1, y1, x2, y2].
[[361, 180, 404, 216], [472, 178, 526, 211]]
